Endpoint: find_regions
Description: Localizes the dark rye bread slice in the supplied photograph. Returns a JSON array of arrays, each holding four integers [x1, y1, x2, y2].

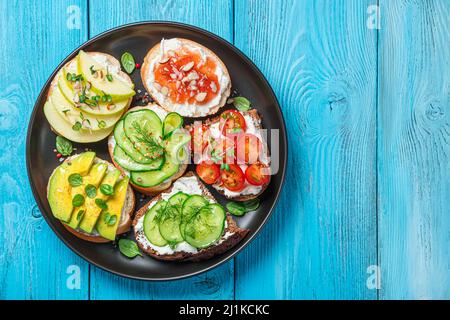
[[132, 171, 249, 261], [185, 109, 271, 201]]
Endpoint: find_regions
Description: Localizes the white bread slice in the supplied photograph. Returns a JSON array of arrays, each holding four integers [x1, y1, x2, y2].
[[133, 171, 249, 261], [141, 38, 231, 118], [49, 156, 136, 243], [108, 103, 188, 196]]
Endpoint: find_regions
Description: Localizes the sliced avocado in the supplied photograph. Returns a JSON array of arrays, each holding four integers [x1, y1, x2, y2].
[[43, 101, 112, 144], [47, 152, 96, 222], [78, 168, 121, 233], [96, 177, 129, 240], [58, 68, 129, 116], [66, 162, 108, 229], [77, 50, 135, 100]]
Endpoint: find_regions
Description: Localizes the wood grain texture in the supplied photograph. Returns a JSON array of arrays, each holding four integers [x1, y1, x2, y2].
[[0, 0, 89, 299], [88, 0, 235, 300], [234, 0, 378, 299], [378, 0, 450, 299]]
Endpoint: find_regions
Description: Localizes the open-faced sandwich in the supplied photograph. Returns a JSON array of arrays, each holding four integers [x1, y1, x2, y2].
[[47, 152, 135, 242], [133, 172, 249, 261], [44, 50, 135, 143], [108, 103, 191, 195], [141, 38, 231, 118], [188, 108, 271, 201]]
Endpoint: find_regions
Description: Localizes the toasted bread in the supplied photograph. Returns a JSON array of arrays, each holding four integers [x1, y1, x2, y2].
[[186, 109, 271, 201], [132, 172, 249, 261], [108, 103, 189, 196], [141, 38, 231, 118]]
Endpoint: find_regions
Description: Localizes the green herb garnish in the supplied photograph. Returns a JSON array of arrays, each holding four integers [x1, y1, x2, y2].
[[226, 198, 260, 216], [103, 212, 117, 226], [95, 198, 108, 210], [100, 184, 114, 196], [56, 136, 73, 156], [233, 96, 251, 111], [118, 239, 142, 258], [68, 173, 83, 187], [76, 209, 85, 221], [85, 184, 97, 198], [97, 119, 106, 129], [121, 52, 136, 74], [72, 194, 85, 207], [220, 163, 230, 171], [72, 121, 82, 131], [131, 121, 164, 158]]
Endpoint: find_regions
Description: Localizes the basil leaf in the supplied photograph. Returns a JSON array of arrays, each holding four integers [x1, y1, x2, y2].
[[76, 209, 85, 221], [226, 202, 246, 216], [56, 136, 73, 156], [72, 194, 85, 207], [85, 184, 97, 198], [121, 52, 135, 74], [243, 198, 260, 212], [118, 239, 142, 258], [95, 198, 108, 210], [100, 184, 114, 196], [68, 173, 82, 187], [103, 213, 117, 226], [72, 121, 82, 131], [233, 96, 251, 111]]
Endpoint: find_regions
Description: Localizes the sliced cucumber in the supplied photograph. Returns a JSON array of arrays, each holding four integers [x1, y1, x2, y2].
[[113, 145, 164, 172], [158, 205, 183, 244], [143, 200, 168, 247], [180, 195, 209, 239], [114, 120, 155, 164], [184, 204, 226, 249], [165, 131, 191, 165], [163, 112, 183, 138], [130, 155, 179, 187], [123, 109, 163, 158], [168, 192, 189, 211]]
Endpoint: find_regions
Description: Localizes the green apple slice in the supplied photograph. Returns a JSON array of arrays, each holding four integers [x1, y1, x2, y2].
[[44, 101, 112, 143], [49, 86, 124, 131], [59, 67, 130, 116], [77, 50, 135, 100]]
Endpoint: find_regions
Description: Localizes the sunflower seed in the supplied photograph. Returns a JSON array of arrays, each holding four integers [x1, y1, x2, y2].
[[182, 61, 195, 72], [195, 92, 207, 102]]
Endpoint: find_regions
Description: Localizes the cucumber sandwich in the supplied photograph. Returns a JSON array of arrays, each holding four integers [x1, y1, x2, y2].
[[133, 172, 249, 261], [108, 103, 191, 195]]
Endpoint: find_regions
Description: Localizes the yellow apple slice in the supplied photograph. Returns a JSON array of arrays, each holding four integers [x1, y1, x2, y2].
[[77, 50, 135, 100]]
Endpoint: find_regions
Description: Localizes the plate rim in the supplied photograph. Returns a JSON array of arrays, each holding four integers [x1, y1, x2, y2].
[[26, 21, 288, 281]]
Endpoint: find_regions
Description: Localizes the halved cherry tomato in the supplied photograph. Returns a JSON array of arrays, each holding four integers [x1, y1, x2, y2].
[[220, 110, 247, 136], [236, 133, 261, 164], [220, 164, 245, 192], [209, 136, 236, 164], [196, 161, 220, 184], [190, 123, 209, 160], [245, 163, 270, 186]]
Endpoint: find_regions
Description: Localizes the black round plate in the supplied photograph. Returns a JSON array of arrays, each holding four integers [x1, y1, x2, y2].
[[27, 22, 287, 281]]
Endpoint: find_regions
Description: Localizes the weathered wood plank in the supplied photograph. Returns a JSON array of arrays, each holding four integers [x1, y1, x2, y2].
[[378, 0, 450, 299], [88, 0, 235, 300], [234, 0, 378, 299], [0, 0, 89, 299]]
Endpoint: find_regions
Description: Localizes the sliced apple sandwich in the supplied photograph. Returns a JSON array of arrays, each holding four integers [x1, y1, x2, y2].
[[44, 51, 135, 143], [108, 103, 191, 195], [133, 172, 249, 261], [141, 38, 231, 118], [47, 152, 135, 243]]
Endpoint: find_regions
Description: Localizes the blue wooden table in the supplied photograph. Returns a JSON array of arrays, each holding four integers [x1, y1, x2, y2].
[[0, 0, 449, 300]]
